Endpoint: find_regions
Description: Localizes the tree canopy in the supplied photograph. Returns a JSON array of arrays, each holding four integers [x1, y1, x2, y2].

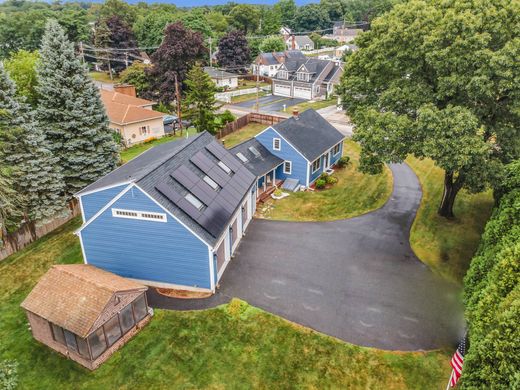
[[339, 0, 520, 218], [216, 30, 251, 73], [184, 64, 219, 134], [259, 36, 286, 53], [4, 50, 40, 105]]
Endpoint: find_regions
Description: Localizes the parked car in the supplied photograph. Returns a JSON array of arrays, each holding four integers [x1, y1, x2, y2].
[[163, 115, 178, 126]]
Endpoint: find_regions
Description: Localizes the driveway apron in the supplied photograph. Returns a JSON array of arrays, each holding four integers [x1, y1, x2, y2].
[[148, 163, 463, 351]]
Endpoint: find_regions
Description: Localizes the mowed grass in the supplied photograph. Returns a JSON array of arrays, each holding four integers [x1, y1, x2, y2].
[[88, 71, 120, 84], [286, 97, 337, 113], [120, 134, 184, 163], [406, 157, 493, 283], [262, 140, 393, 221], [220, 122, 267, 148], [0, 219, 450, 389]]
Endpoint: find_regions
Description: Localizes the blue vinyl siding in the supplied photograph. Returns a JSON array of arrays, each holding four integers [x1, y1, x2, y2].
[[330, 142, 343, 165], [309, 142, 344, 184], [80, 184, 128, 221], [309, 155, 325, 184], [80, 186, 211, 289], [255, 127, 308, 185]]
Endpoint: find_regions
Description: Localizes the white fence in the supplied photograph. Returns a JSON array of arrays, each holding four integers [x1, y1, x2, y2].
[[216, 86, 271, 103]]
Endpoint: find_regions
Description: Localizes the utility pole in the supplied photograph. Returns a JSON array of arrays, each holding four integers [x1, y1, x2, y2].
[[255, 57, 260, 113], [79, 41, 85, 63], [209, 37, 212, 67], [174, 73, 183, 136]]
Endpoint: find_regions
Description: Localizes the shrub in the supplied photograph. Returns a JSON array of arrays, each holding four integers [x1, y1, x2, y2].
[[274, 189, 282, 197], [326, 175, 338, 185], [336, 156, 351, 168], [143, 137, 157, 144], [315, 179, 326, 189]]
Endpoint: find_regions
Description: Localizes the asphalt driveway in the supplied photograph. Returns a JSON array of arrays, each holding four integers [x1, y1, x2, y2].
[[233, 94, 307, 112], [148, 163, 463, 351]]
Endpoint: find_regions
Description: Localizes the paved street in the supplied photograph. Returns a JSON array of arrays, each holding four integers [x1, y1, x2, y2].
[[148, 163, 463, 351]]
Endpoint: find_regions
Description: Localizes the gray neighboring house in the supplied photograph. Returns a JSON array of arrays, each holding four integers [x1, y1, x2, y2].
[[272, 57, 344, 100], [286, 35, 315, 51]]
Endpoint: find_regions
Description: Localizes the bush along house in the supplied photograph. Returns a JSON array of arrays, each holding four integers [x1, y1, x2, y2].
[[230, 109, 345, 198], [21, 264, 151, 370], [75, 132, 257, 293]]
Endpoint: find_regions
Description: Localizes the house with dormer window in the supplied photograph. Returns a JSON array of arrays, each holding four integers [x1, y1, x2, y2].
[[272, 58, 343, 100]]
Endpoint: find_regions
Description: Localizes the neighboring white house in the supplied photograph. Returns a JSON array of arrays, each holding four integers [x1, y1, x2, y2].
[[286, 35, 315, 51], [204, 67, 239, 89], [251, 50, 307, 77]]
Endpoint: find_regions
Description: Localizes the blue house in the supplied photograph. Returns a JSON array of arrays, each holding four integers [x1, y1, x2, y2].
[[75, 132, 256, 293], [230, 109, 345, 197]]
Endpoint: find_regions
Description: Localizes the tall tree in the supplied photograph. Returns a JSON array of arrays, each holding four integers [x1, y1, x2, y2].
[[4, 50, 40, 106], [216, 30, 251, 73], [205, 11, 228, 37], [228, 4, 261, 34], [97, 0, 136, 26], [339, 0, 520, 218], [274, 0, 297, 29], [259, 36, 286, 53], [294, 3, 331, 32], [36, 20, 118, 198], [0, 63, 66, 224], [147, 21, 207, 104], [119, 61, 151, 97], [134, 10, 179, 49], [184, 64, 219, 134]]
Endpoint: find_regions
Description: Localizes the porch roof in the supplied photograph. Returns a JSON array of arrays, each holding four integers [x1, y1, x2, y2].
[[229, 138, 284, 178]]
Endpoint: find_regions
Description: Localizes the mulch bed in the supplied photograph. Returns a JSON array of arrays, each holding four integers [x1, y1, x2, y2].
[[155, 288, 212, 299]]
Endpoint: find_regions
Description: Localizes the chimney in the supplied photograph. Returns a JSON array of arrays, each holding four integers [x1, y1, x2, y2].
[[292, 35, 296, 50], [114, 84, 137, 97], [292, 107, 299, 119]]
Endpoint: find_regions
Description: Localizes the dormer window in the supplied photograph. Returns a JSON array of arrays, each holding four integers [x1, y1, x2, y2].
[[278, 70, 288, 79], [297, 72, 309, 82]]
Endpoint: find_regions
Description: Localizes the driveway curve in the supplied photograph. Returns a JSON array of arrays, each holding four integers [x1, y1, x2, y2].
[[148, 163, 463, 351]]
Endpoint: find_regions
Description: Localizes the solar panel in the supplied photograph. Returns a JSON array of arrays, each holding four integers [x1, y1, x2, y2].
[[155, 182, 182, 203]]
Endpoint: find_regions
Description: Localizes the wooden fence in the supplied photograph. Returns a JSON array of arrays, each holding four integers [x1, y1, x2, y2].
[[242, 74, 273, 84], [217, 112, 285, 139], [0, 201, 80, 261]]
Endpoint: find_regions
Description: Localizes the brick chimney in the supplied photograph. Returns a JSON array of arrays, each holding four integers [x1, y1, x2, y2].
[[114, 84, 137, 97], [291, 35, 296, 50]]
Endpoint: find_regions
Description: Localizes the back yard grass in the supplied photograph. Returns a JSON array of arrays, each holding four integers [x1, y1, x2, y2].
[[260, 140, 393, 221], [285, 97, 337, 113], [220, 122, 267, 148], [120, 134, 184, 163], [406, 157, 493, 283], [0, 218, 450, 389]]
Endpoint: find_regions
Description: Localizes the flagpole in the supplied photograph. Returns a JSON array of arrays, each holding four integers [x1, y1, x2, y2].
[[446, 370, 454, 390]]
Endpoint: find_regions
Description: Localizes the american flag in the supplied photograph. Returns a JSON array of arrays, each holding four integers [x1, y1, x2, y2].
[[449, 337, 467, 387]]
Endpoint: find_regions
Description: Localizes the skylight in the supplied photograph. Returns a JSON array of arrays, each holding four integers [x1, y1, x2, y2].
[[236, 152, 248, 163], [248, 146, 261, 158], [217, 161, 232, 174], [185, 193, 204, 211], [203, 175, 219, 191]]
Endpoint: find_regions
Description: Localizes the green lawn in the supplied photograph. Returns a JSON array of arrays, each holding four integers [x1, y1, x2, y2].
[[0, 218, 451, 389], [285, 97, 337, 113], [260, 140, 393, 221], [120, 134, 184, 163], [230, 91, 269, 104], [220, 122, 267, 148], [406, 157, 493, 283], [88, 71, 120, 84], [235, 79, 270, 90]]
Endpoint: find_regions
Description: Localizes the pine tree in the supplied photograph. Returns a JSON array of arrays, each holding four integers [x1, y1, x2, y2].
[[37, 19, 118, 198], [0, 63, 67, 224], [184, 64, 219, 134]]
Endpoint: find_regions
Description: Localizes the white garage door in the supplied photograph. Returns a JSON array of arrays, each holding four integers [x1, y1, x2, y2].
[[274, 84, 291, 97], [293, 86, 312, 99]]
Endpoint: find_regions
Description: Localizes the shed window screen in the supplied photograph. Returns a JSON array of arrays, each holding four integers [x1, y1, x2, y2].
[[133, 295, 148, 322], [88, 327, 107, 359], [112, 208, 166, 222], [312, 158, 321, 173], [64, 329, 78, 353], [119, 304, 135, 334], [77, 336, 90, 358], [51, 323, 66, 345], [104, 316, 122, 347], [273, 138, 281, 151]]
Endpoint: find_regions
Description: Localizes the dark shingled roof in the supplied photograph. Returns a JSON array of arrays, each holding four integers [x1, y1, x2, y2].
[[272, 109, 345, 161], [77, 132, 256, 246], [204, 67, 238, 79], [229, 138, 284, 177]]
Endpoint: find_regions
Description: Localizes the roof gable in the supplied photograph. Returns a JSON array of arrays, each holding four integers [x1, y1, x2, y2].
[[21, 265, 146, 338]]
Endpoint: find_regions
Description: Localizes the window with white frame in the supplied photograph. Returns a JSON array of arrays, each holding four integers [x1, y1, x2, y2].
[[139, 126, 149, 135], [278, 70, 288, 79], [217, 160, 232, 174], [283, 161, 292, 174], [311, 158, 321, 173], [112, 208, 167, 222], [297, 73, 309, 82], [273, 138, 281, 151], [203, 175, 219, 191], [332, 143, 341, 155]]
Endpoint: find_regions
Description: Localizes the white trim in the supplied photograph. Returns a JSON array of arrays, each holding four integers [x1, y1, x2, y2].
[[133, 183, 212, 248], [255, 126, 311, 163], [332, 142, 341, 156], [273, 138, 281, 151], [283, 160, 292, 174], [75, 184, 134, 234], [78, 231, 89, 264], [79, 197, 86, 224], [126, 277, 212, 293], [75, 181, 132, 198], [217, 254, 233, 281], [208, 247, 215, 292], [306, 162, 310, 187], [111, 208, 167, 222], [311, 157, 321, 173]]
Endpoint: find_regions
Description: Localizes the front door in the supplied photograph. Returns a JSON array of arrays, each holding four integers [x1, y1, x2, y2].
[[324, 152, 330, 169]]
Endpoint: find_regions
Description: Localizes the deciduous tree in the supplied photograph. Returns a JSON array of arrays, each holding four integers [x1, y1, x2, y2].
[[146, 21, 207, 104], [37, 20, 118, 198], [259, 36, 285, 53], [216, 30, 251, 73], [294, 4, 331, 32], [119, 61, 151, 97], [228, 4, 260, 34], [339, 0, 520, 218], [274, 0, 297, 29], [4, 50, 40, 105]]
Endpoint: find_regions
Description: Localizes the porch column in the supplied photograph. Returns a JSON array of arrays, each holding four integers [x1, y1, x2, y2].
[[273, 168, 276, 186]]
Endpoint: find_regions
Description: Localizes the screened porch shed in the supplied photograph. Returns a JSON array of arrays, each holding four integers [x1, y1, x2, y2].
[[21, 264, 152, 370]]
